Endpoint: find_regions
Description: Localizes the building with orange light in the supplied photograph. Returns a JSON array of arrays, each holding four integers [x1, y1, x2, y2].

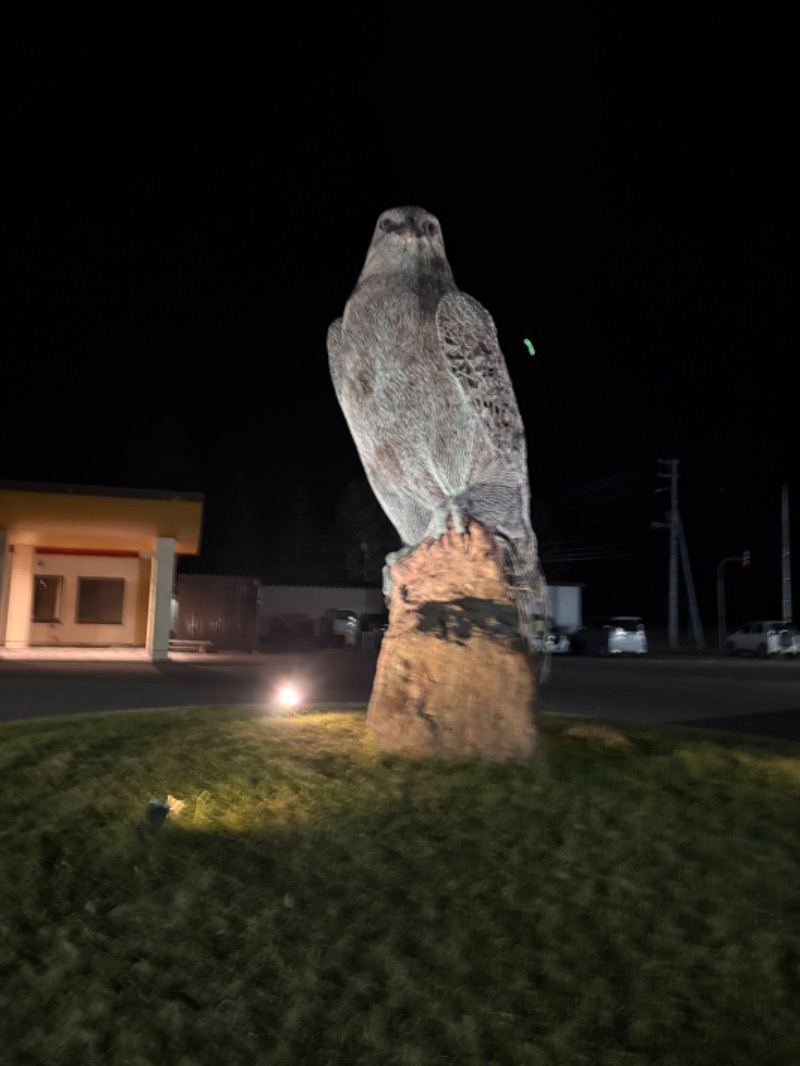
[[0, 482, 203, 661]]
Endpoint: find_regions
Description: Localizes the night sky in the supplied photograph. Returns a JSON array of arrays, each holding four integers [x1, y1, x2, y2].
[[3, 14, 796, 630]]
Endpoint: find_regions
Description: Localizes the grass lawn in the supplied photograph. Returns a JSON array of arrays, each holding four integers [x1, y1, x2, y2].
[[1, 704, 799, 1065]]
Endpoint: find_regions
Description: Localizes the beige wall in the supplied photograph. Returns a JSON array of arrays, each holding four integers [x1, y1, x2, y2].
[[5, 544, 35, 648], [29, 552, 151, 647], [0, 529, 11, 643]]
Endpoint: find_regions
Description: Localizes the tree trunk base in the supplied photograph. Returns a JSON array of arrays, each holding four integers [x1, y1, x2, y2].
[[367, 522, 538, 764]]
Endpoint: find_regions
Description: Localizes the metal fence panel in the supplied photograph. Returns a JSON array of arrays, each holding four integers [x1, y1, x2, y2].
[[175, 574, 258, 651]]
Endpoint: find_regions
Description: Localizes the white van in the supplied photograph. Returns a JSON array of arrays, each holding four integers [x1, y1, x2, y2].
[[571, 616, 648, 655]]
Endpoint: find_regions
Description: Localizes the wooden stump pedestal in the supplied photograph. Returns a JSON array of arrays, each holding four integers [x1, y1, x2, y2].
[[367, 522, 538, 764]]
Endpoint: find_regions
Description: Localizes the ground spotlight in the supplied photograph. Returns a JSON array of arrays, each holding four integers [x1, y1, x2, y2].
[[266, 680, 305, 716], [277, 684, 301, 709]]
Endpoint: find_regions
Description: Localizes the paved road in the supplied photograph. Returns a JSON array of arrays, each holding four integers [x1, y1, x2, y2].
[[0, 651, 798, 742], [539, 654, 800, 741], [0, 652, 378, 722]]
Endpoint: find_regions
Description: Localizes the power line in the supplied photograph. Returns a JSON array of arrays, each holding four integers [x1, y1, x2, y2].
[[553, 465, 654, 511]]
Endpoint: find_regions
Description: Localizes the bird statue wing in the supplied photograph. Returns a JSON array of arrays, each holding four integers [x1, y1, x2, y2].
[[436, 292, 526, 456], [327, 317, 345, 400]]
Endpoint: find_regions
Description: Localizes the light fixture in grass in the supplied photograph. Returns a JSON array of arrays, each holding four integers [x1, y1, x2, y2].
[[140, 793, 186, 832], [266, 680, 305, 715]]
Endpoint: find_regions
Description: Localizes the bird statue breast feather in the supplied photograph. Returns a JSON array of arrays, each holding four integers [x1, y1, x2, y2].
[[327, 205, 546, 637]]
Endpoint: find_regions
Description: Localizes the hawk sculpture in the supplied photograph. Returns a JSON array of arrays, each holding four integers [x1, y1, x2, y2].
[[327, 205, 546, 641]]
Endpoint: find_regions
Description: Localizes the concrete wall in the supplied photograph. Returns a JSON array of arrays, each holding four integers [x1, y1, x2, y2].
[[258, 585, 385, 638], [257, 583, 581, 638]]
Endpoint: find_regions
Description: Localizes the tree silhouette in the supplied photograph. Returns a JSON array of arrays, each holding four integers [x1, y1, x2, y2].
[[334, 477, 400, 585], [263, 483, 333, 584], [191, 467, 265, 575]]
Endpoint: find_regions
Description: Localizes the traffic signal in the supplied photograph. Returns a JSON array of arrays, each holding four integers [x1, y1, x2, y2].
[[742, 550, 751, 569]]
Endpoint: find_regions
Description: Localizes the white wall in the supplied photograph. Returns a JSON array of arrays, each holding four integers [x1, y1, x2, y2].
[[547, 585, 583, 632], [258, 584, 385, 637], [257, 583, 581, 637]]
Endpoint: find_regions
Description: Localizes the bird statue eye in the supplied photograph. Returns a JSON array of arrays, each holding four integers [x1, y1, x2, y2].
[[424, 220, 438, 236], [378, 216, 395, 233]]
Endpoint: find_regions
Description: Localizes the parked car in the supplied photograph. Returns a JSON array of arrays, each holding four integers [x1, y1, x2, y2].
[[723, 621, 800, 658], [570, 616, 648, 656], [545, 628, 572, 654], [532, 628, 572, 655], [359, 611, 389, 633], [320, 607, 360, 647]]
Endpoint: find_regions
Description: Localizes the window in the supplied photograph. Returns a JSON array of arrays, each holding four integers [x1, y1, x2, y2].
[[77, 578, 125, 624], [32, 576, 63, 622]]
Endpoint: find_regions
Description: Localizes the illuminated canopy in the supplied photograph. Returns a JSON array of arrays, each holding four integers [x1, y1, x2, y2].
[[0, 481, 203, 555]]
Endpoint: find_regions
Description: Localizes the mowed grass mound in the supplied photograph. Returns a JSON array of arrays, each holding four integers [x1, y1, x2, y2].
[[1, 706, 799, 1066]]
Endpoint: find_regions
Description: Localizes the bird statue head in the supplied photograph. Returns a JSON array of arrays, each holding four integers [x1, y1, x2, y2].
[[360, 205, 455, 285]]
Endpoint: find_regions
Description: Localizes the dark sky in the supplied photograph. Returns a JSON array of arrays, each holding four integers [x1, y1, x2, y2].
[[2, 13, 796, 627]]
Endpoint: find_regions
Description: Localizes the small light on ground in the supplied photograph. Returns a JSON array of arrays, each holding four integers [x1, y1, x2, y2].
[[265, 679, 308, 716], [277, 685, 301, 709]]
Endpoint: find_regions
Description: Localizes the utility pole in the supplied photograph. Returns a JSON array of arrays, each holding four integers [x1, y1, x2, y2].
[[656, 458, 680, 650], [782, 484, 792, 623], [678, 514, 704, 650]]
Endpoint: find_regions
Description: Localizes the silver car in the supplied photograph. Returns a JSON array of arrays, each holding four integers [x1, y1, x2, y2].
[[723, 621, 800, 658]]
